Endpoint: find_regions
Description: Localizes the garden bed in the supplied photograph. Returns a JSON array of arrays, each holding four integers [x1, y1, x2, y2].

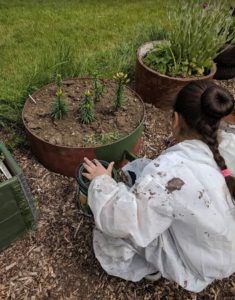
[[23, 79, 143, 148], [22, 77, 145, 177]]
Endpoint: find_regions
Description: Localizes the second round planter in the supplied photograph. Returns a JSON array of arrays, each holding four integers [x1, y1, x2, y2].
[[135, 41, 217, 110]]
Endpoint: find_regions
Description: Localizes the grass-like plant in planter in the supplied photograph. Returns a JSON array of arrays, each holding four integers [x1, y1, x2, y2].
[[0, 142, 37, 251], [22, 74, 145, 177], [135, 1, 235, 109]]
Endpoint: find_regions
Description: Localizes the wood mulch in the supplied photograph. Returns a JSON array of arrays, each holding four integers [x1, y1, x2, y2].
[[0, 79, 235, 300]]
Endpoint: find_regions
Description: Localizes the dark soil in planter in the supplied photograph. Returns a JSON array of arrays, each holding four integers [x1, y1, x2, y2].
[[23, 79, 144, 148]]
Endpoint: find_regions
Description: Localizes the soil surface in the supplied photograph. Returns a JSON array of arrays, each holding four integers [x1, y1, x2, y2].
[[23, 79, 144, 147], [1, 79, 235, 299]]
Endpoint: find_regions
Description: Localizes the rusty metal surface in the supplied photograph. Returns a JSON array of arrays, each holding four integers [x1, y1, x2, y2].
[[135, 41, 217, 110]]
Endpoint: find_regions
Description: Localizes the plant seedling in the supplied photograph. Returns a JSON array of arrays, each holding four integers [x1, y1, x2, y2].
[[79, 90, 95, 124], [51, 74, 68, 120], [83, 131, 121, 146], [100, 131, 121, 145], [51, 88, 68, 120], [113, 72, 129, 110], [93, 73, 105, 102], [56, 73, 63, 88]]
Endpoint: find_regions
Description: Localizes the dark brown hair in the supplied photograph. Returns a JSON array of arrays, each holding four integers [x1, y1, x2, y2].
[[174, 80, 235, 201]]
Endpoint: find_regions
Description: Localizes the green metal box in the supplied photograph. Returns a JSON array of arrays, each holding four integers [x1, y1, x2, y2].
[[0, 142, 37, 251]]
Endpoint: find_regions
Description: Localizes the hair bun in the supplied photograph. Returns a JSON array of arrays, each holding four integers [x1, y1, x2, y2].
[[201, 85, 234, 120]]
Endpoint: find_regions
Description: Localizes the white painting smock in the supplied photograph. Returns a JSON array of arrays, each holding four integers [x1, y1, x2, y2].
[[88, 130, 235, 292]]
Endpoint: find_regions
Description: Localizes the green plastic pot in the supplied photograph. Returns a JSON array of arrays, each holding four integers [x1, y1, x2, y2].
[[0, 142, 37, 252], [75, 160, 119, 216], [75, 152, 137, 217]]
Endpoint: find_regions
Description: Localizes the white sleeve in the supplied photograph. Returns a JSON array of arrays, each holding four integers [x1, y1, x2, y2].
[[88, 174, 173, 248], [219, 130, 235, 176]]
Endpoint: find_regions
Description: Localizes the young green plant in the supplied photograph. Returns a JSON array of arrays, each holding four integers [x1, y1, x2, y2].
[[79, 90, 95, 124], [56, 73, 63, 88], [93, 73, 105, 102], [51, 74, 68, 120], [83, 131, 121, 146], [113, 72, 129, 110]]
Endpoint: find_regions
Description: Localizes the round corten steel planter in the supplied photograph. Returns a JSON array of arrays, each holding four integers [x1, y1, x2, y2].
[[135, 41, 217, 110], [22, 79, 145, 178]]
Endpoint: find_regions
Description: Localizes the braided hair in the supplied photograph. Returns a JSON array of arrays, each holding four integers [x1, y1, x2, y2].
[[174, 80, 235, 201]]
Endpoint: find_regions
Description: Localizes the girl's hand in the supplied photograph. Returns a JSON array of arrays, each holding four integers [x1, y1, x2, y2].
[[82, 157, 114, 181]]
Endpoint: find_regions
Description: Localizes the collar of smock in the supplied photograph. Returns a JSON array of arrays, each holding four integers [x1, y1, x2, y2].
[[166, 139, 213, 154], [163, 139, 217, 167]]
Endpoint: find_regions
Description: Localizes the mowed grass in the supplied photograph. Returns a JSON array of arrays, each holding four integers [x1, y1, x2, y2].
[[0, 1, 171, 102], [0, 0, 232, 127]]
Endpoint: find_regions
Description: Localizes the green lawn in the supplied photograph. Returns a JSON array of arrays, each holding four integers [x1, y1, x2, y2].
[[0, 0, 232, 128], [0, 1, 170, 101]]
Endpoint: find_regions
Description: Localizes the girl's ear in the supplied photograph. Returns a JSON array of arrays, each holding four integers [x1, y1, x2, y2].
[[172, 112, 180, 129]]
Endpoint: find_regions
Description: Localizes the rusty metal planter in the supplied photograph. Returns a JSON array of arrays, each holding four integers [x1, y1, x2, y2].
[[22, 79, 145, 178], [135, 41, 217, 110]]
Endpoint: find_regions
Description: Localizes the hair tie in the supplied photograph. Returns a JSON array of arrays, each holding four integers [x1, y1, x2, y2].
[[221, 169, 231, 177]]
